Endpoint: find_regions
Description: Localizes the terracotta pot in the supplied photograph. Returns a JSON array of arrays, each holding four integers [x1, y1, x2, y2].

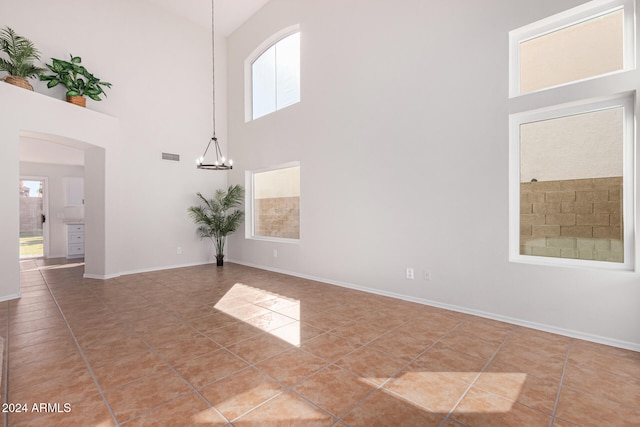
[[4, 76, 33, 91], [66, 95, 86, 107]]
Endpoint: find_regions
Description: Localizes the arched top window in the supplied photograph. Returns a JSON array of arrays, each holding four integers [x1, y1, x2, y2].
[[249, 29, 300, 120]]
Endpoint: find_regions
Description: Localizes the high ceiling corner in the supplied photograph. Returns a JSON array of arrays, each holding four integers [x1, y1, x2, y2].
[[147, 0, 270, 36]]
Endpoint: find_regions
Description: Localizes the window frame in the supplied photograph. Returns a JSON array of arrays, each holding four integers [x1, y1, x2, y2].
[[509, 0, 635, 98], [245, 161, 301, 244], [509, 94, 635, 271], [244, 25, 301, 122], [508, 0, 637, 271]]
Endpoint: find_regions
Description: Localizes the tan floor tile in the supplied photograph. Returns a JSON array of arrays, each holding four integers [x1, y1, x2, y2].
[[138, 323, 203, 348], [83, 336, 151, 368], [302, 310, 352, 331], [563, 361, 640, 408], [330, 321, 388, 346], [507, 327, 570, 358], [294, 365, 373, 418], [127, 313, 184, 333], [439, 329, 502, 361], [244, 311, 297, 332], [366, 330, 433, 361], [153, 333, 221, 365], [6, 260, 640, 427], [9, 337, 79, 367], [301, 332, 361, 362], [221, 303, 272, 321], [123, 392, 226, 426], [455, 318, 514, 344], [74, 322, 134, 348], [255, 295, 299, 312], [257, 348, 328, 386], [568, 339, 640, 379], [385, 368, 469, 413], [8, 326, 73, 349], [552, 418, 581, 427], [199, 367, 284, 421], [7, 301, 58, 315], [555, 386, 640, 427], [227, 332, 291, 364], [336, 346, 408, 386], [104, 367, 192, 423], [268, 321, 324, 346], [452, 387, 552, 427], [9, 315, 67, 335], [92, 350, 169, 391], [233, 391, 335, 427], [474, 371, 559, 415], [9, 351, 87, 391], [188, 311, 239, 333], [9, 307, 62, 324], [205, 321, 264, 347], [175, 348, 248, 389], [488, 344, 565, 383], [411, 343, 487, 384], [342, 389, 444, 427]]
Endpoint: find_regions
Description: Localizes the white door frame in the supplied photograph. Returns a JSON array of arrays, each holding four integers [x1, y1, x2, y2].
[[19, 175, 49, 258]]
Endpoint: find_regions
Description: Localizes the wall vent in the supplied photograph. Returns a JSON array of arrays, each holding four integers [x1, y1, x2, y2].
[[162, 152, 180, 161]]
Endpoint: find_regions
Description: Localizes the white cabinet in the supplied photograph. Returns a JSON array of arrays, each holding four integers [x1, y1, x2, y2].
[[66, 223, 84, 259], [64, 177, 84, 206]]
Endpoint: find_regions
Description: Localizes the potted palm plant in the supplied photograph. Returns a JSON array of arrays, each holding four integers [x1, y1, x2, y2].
[[188, 185, 245, 266], [40, 55, 111, 107], [0, 26, 45, 90]]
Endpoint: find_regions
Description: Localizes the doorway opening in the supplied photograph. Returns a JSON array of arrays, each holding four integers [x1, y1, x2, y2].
[[19, 177, 48, 259]]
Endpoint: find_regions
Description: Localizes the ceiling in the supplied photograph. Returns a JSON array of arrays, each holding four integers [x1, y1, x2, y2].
[[146, 0, 270, 36]]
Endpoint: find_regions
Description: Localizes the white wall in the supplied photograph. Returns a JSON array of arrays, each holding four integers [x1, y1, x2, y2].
[[226, 0, 640, 349], [20, 162, 85, 258], [0, 0, 228, 289]]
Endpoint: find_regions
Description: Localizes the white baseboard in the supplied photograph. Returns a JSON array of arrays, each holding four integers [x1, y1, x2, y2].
[[83, 272, 120, 280], [117, 260, 213, 278], [0, 293, 20, 303], [227, 259, 640, 352]]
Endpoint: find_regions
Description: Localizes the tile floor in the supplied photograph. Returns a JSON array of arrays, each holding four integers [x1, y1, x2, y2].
[[1, 258, 639, 426]]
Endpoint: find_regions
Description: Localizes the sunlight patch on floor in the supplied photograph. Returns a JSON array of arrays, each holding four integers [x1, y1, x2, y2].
[[214, 283, 301, 346], [374, 372, 527, 413]]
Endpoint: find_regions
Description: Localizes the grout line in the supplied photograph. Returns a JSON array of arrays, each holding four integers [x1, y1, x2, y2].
[[105, 282, 234, 425], [438, 326, 518, 427], [37, 265, 121, 426], [334, 316, 468, 426], [549, 338, 573, 427]]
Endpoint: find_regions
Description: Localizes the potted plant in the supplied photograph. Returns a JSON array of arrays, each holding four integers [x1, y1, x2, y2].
[[40, 55, 111, 107], [0, 26, 45, 91], [188, 185, 245, 266]]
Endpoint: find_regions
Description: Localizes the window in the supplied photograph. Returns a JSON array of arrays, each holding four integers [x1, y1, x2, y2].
[[247, 163, 300, 241], [250, 30, 300, 120], [509, 0, 634, 96], [509, 0, 636, 270]]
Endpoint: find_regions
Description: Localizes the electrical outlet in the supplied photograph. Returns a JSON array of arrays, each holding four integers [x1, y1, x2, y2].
[[424, 271, 431, 280], [273, 249, 278, 258], [176, 246, 182, 255], [406, 267, 414, 280]]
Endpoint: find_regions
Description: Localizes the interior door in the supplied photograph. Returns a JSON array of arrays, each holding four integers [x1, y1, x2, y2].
[[19, 178, 46, 259]]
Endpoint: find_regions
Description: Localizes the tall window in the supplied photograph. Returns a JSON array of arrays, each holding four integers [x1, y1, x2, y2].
[[247, 163, 300, 241], [251, 31, 300, 120], [509, 0, 635, 270]]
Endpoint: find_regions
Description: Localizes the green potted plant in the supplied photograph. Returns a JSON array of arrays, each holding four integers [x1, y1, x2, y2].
[[188, 185, 245, 266], [40, 55, 111, 107], [0, 26, 45, 91]]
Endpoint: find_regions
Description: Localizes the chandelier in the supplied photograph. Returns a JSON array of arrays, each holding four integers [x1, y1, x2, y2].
[[197, 0, 232, 170]]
